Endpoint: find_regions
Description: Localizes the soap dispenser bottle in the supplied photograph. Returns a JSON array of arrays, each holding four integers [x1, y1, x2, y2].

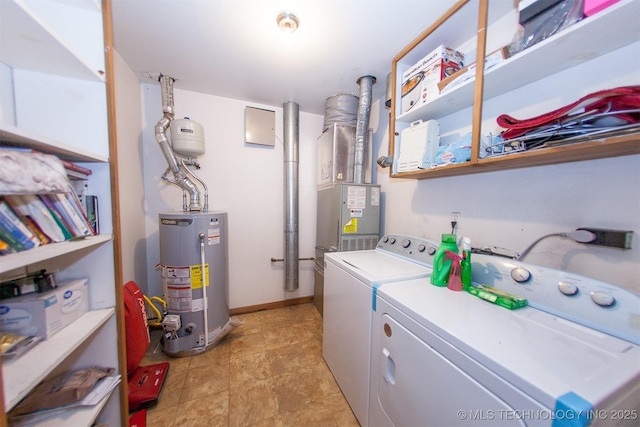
[[430, 234, 459, 287]]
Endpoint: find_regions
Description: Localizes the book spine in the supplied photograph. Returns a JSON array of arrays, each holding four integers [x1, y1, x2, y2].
[[15, 194, 67, 242], [60, 159, 93, 176], [38, 195, 75, 240], [70, 179, 89, 209], [20, 215, 51, 245], [0, 237, 15, 255], [85, 195, 99, 235], [0, 201, 35, 251], [66, 190, 95, 236], [0, 199, 38, 249], [0, 221, 26, 252], [3, 196, 50, 245], [47, 193, 92, 237]]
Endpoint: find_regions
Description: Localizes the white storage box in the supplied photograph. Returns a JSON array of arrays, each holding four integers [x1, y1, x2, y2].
[[0, 279, 89, 340], [396, 120, 440, 172], [401, 45, 464, 114]]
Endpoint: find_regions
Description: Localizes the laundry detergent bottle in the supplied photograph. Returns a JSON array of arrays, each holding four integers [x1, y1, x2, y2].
[[430, 234, 459, 287]]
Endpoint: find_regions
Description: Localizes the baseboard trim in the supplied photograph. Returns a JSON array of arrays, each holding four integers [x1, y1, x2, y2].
[[230, 296, 314, 315]]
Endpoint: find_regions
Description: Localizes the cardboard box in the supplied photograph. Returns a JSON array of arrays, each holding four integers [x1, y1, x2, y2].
[[401, 45, 464, 114], [437, 46, 511, 93], [0, 279, 89, 340]]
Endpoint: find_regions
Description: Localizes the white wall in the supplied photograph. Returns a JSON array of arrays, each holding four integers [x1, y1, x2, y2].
[[113, 51, 148, 289], [0, 62, 15, 125], [140, 85, 323, 308], [371, 42, 640, 292], [125, 40, 638, 307]]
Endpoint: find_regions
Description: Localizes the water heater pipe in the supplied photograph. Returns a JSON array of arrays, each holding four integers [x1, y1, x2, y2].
[[199, 233, 209, 347], [283, 101, 299, 291], [154, 74, 203, 211], [354, 75, 376, 184]]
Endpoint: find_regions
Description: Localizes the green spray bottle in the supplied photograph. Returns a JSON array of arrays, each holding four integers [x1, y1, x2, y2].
[[461, 237, 472, 290], [430, 234, 459, 287]]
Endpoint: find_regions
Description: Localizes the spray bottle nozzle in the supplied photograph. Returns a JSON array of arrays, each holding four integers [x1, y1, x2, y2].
[[444, 250, 461, 261]]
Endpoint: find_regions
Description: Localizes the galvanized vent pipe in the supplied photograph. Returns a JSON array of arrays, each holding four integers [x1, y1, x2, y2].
[[354, 75, 376, 184], [283, 101, 299, 291], [155, 74, 202, 211]]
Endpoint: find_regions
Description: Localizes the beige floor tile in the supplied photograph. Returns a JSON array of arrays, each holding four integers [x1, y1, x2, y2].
[[279, 398, 338, 427], [230, 350, 272, 385], [152, 368, 187, 410], [180, 359, 230, 403], [325, 391, 360, 426], [272, 366, 326, 414], [188, 339, 230, 369], [267, 343, 310, 376], [246, 415, 285, 427], [144, 405, 178, 427], [173, 390, 229, 427], [142, 304, 356, 427], [229, 378, 279, 427], [229, 330, 267, 355]]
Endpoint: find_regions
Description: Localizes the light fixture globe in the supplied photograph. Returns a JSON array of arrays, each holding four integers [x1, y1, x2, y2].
[[277, 11, 299, 33]]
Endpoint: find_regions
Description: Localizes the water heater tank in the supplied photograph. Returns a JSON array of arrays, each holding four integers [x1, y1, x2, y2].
[[171, 117, 205, 157]]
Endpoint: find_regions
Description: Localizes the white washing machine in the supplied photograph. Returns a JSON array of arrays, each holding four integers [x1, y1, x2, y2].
[[369, 253, 640, 427], [323, 235, 438, 426]]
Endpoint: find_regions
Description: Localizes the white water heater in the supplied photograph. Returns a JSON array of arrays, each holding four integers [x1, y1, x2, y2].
[[159, 211, 229, 357]]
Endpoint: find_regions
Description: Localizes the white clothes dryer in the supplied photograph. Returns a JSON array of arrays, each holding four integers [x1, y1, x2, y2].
[[369, 254, 640, 427], [323, 235, 438, 426]]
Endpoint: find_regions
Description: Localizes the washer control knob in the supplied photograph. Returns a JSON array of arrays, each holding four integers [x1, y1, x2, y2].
[[510, 267, 531, 283], [402, 239, 411, 248], [591, 291, 615, 307], [417, 244, 426, 253], [389, 237, 396, 244], [382, 236, 389, 243], [427, 246, 436, 256], [558, 281, 578, 296]]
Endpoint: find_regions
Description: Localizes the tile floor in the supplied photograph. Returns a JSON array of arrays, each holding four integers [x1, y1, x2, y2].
[[140, 303, 359, 427]]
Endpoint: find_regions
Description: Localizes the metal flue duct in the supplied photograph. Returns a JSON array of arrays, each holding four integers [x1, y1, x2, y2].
[[155, 74, 203, 211], [283, 101, 299, 291], [354, 75, 376, 184]]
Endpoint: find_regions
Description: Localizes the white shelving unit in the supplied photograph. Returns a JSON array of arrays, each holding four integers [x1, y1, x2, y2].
[[2, 309, 115, 410], [0, 0, 125, 425], [388, 0, 640, 179]]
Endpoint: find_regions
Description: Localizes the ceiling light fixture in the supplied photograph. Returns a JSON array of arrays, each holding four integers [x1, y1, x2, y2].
[[277, 11, 299, 33]]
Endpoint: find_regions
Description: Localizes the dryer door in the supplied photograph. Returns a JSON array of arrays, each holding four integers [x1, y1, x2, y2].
[[371, 313, 526, 427]]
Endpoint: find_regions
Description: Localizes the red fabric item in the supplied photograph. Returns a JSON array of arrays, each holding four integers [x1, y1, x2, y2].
[[129, 409, 146, 427], [497, 86, 640, 139], [128, 362, 170, 411], [124, 281, 151, 375]]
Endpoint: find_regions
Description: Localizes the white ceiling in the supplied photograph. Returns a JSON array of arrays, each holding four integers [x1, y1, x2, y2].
[[111, 0, 457, 115]]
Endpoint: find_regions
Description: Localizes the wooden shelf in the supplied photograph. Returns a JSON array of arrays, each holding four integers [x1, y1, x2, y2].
[[1, 0, 125, 423], [396, 0, 640, 124], [391, 133, 640, 179], [388, 0, 640, 180], [2, 308, 115, 410]]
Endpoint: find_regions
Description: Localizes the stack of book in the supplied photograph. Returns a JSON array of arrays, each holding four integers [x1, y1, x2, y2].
[[0, 191, 96, 255], [0, 150, 100, 255], [63, 160, 99, 236]]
